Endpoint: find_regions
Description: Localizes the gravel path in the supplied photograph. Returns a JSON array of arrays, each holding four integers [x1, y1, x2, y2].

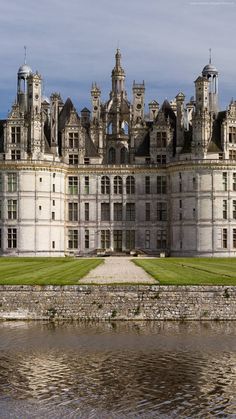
[[80, 257, 155, 284]]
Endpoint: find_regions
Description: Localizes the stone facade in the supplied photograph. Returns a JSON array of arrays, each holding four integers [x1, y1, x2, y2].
[[0, 285, 235, 320], [0, 51, 236, 256]]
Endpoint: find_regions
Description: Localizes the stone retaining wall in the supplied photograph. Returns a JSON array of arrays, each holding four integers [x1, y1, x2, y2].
[[0, 285, 235, 320]]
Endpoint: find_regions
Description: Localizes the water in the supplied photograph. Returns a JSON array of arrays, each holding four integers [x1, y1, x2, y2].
[[0, 321, 235, 419]]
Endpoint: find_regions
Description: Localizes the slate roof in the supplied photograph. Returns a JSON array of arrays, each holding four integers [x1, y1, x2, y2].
[[207, 112, 226, 153], [58, 98, 75, 132], [85, 133, 99, 158], [136, 132, 150, 156]]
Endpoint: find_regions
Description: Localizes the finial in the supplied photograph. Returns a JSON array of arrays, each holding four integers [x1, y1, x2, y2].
[[24, 46, 27, 64], [209, 48, 212, 64]]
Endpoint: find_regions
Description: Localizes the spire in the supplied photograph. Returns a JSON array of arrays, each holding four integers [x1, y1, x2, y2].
[[24, 46, 27, 64], [209, 48, 212, 64], [115, 48, 122, 69]]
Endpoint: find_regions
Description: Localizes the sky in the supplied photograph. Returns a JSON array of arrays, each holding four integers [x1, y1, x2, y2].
[[0, 0, 235, 118]]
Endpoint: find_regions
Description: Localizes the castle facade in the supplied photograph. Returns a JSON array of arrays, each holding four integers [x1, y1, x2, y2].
[[0, 50, 236, 257]]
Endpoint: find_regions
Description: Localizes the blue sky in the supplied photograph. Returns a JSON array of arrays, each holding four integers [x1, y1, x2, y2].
[[0, 0, 235, 118]]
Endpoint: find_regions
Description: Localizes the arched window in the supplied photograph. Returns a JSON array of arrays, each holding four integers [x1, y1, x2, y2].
[[121, 121, 129, 135], [108, 147, 116, 164], [126, 176, 135, 194], [107, 122, 112, 134], [114, 176, 123, 194], [120, 147, 128, 164], [101, 176, 110, 194]]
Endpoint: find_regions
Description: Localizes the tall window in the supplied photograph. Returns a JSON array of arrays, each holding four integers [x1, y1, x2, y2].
[[145, 176, 150, 194], [68, 202, 78, 221], [222, 172, 227, 191], [233, 200, 236, 219], [157, 176, 167, 194], [233, 173, 236, 191], [120, 147, 128, 164], [101, 176, 110, 194], [7, 173, 17, 192], [7, 200, 17, 220], [0, 174, 2, 192], [85, 230, 89, 249], [229, 126, 236, 143], [68, 229, 78, 249], [233, 229, 236, 248], [145, 203, 151, 221], [69, 154, 78, 165], [101, 230, 110, 249], [113, 230, 122, 251], [114, 203, 122, 221], [126, 176, 135, 194], [84, 176, 89, 194], [157, 230, 167, 249], [126, 203, 135, 221], [108, 148, 116, 164], [85, 203, 89, 221], [223, 200, 227, 220], [8, 228, 17, 248], [11, 126, 21, 144], [157, 202, 167, 221], [145, 230, 150, 249], [156, 131, 167, 148], [101, 203, 110, 221], [222, 228, 227, 249], [125, 230, 135, 250], [68, 132, 79, 149], [68, 177, 78, 194], [114, 176, 122, 194]]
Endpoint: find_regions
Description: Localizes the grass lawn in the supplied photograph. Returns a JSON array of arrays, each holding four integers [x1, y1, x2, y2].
[[133, 258, 236, 285], [0, 258, 103, 285]]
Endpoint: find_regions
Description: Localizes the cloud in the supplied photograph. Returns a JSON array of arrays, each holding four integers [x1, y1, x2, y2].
[[0, 0, 235, 118]]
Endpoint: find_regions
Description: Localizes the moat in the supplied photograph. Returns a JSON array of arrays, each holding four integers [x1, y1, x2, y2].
[[0, 321, 235, 418]]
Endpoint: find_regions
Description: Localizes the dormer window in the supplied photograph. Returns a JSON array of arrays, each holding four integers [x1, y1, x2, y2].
[[68, 132, 79, 149], [156, 132, 167, 148], [11, 127, 21, 144], [229, 126, 236, 144]]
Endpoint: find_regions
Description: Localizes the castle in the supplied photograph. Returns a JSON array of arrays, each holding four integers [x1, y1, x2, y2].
[[0, 49, 236, 257]]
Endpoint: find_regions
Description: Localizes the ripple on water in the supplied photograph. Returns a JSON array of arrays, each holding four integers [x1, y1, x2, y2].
[[0, 321, 235, 418]]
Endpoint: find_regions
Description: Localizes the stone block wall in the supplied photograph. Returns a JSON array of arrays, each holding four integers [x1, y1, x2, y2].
[[0, 285, 235, 320]]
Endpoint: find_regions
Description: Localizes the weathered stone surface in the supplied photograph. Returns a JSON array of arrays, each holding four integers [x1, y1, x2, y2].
[[0, 285, 236, 320]]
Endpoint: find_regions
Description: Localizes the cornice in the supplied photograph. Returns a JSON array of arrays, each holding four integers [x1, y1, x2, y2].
[[0, 160, 236, 175]]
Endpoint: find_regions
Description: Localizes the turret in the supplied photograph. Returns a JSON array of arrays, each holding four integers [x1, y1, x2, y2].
[[175, 92, 185, 151], [202, 52, 219, 115], [17, 63, 32, 112], [91, 83, 101, 121], [50, 93, 62, 156], [111, 49, 126, 98], [132, 81, 145, 122], [148, 101, 159, 121]]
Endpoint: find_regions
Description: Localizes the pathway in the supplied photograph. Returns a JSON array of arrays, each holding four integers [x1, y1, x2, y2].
[[80, 257, 156, 284]]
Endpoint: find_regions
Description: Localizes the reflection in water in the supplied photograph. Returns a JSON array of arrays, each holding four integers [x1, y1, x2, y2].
[[0, 321, 235, 418]]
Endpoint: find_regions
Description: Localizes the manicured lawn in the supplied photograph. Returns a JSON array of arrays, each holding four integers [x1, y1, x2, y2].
[[0, 258, 103, 285], [133, 258, 236, 285]]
